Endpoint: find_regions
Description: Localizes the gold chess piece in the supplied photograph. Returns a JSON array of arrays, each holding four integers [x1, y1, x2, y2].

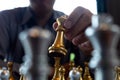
[[19, 74, 26, 80], [48, 16, 67, 80], [59, 66, 66, 80], [7, 61, 15, 80], [83, 62, 92, 80], [48, 16, 67, 57], [77, 66, 83, 80], [115, 66, 120, 80]]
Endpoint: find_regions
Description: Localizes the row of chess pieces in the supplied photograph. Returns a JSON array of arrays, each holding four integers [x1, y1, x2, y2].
[[0, 61, 120, 80]]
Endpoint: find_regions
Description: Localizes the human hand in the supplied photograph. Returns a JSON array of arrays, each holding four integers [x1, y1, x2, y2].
[[63, 6, 93, 55], [53, 6, 93, 55]]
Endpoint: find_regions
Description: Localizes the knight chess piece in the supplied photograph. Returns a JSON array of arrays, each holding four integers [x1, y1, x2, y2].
[[85, 14, 120, 80]]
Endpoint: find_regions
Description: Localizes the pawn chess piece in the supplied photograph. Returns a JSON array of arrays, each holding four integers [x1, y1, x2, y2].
[[59, 66, 66, 80], [115, 66, 120, 80], [7, 62, 14, 80], [85, 14, 120, 80], [83, 62, 92, 80], [77, 66, 83, 80]]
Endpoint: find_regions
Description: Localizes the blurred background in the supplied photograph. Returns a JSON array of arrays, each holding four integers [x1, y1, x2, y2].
[[0, 0, 97, 15]]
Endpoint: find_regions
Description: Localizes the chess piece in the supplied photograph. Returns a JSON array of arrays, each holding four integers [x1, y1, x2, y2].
[[0, 67, 9, 80], [19, 73, 26, 80], [69, 67, 80, 80], [7, 62, 14, 80], [69, 53, 75, 70], [83, 62, 92, 80], [85, 14, 120, 80], [67, 53, 75, 80], [19, 27, 52, 80], [59, 66, 66, 80], [77, 66, 83, 80], [115, 66, 120, 80], [48, 16, 67, 80]]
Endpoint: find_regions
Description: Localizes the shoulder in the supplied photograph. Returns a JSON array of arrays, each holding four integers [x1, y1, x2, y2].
[[53, 10, 66, 18], [0, 7, 28, 24], [0, 7, 27, 16], [0, 7, 27, 21]]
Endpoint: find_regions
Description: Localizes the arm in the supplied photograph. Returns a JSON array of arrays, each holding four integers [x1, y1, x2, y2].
[[0, 11, 10, 61]]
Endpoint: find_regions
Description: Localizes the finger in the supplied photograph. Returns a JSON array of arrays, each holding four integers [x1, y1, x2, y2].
[[64, 6, 88, 29], [72, 33, 88, 46], [65, 12, 92, 40], [78, 41, 93, 55]]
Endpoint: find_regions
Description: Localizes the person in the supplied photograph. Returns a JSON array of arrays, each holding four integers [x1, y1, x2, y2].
[[0, 0, 93, 79]]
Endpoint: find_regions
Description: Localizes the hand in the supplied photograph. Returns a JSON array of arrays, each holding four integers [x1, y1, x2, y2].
[[63, 6, 93, 55], [53, 6, 93, 55]]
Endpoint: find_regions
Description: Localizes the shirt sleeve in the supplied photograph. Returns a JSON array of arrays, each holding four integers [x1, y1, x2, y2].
[[0, 12, 10, 60]]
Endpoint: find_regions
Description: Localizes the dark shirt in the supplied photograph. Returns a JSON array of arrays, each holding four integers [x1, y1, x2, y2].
[[0, 7, 88, 67]]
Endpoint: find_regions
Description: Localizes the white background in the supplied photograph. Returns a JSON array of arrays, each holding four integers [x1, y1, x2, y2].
[[0, 0, 97, 14]]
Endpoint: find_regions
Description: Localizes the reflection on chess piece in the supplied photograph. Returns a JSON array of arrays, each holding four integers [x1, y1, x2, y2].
[[48, 16, 67, 80], [19, 27, 52, 80], [7, 62, 14, 80], [0, 67, 9, 80], [85, 14, 120, 80], [83, 62, 92, 80], [77, 66, 83, 80], [115, 66, 120, 80], [69, 67, 80, 80], [59, 66, 66, 80]]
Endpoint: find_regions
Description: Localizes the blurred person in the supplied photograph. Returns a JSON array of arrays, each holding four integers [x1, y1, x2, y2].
[[0, 0, 93, 79]]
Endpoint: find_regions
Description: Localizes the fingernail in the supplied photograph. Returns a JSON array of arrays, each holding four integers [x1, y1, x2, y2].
[[64, 21, 72, 29]]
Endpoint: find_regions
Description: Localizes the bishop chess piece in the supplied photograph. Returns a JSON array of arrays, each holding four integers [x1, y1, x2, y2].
[[85, 14, 120, 80], [19, 27, 52, 80]]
